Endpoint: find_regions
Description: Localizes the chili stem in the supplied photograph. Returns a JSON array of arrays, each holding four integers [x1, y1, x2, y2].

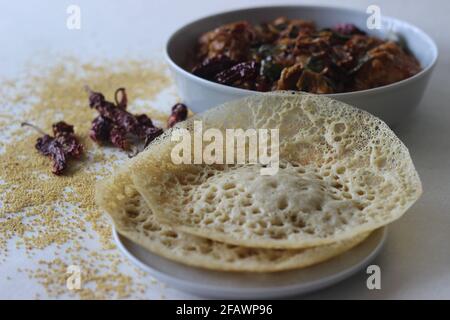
[[21, 122, 47, 135]]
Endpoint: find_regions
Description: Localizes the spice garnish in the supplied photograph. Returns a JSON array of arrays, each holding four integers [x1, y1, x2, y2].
[[167, 103, 188, 128], [21, 121, 83, 175], [86, 86, 163, 150]]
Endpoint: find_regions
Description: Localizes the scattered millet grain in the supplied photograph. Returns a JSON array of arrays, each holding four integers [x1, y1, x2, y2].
[[0, 57, 173, 299]]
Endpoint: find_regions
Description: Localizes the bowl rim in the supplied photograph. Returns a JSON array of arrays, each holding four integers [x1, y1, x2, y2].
[[165, 4, 439, 97]]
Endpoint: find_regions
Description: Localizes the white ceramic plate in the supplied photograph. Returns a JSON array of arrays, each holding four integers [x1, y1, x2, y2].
[[113, 227, 387, 299]]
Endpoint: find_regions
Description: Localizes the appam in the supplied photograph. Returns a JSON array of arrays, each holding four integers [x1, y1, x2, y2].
[[130, 92, 422, 249], [96, 168, 370, 272]]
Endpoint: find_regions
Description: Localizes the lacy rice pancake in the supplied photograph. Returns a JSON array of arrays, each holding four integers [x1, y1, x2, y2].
[[96, 168, 370, 272], [129, 92, 422, 249]]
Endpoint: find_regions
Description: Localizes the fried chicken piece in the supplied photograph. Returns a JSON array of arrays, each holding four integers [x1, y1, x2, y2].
[[352, 41, 421, 90], [197, 21, 255, 61], [277, 63, 335, 93]]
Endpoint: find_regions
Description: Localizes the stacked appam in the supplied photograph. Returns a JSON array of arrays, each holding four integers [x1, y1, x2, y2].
[[96, 92, 422, 272]]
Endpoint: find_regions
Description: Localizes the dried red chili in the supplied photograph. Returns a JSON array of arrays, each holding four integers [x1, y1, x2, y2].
[[192, 55, 236, 80], [214, 61, 259, 86], [332, 23, 366, 36], [167, 103, 188, 128], [21, 121, 84, 175], [85, 86, 163, 150]]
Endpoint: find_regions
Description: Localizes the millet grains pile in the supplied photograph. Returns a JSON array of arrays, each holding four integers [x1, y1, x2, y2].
[[0, 57, 176, 299]]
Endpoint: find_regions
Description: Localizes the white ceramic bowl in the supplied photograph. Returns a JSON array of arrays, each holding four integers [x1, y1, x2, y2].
[[166, 5, 438, 126]]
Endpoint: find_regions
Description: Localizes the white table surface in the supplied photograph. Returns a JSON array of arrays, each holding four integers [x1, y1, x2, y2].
[[0, 0, 449, 299]]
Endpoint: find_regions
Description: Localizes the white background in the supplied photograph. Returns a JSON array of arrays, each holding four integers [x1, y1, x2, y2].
[[0, 0, 449, 299]]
